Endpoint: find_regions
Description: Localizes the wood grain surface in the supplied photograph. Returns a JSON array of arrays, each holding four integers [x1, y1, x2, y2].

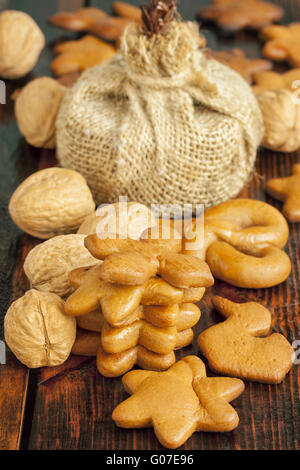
[[0, 0, 299, 451]]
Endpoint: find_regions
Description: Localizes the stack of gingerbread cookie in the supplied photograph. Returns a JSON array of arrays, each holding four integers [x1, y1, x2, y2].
[[64, 233, 214, 377]]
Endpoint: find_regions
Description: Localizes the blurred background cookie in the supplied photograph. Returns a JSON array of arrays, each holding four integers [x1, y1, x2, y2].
[[51, 35, 117, 76], [208, 48, 272, 84], [198, 0, 284, 32], [261, 23, 300, 67]]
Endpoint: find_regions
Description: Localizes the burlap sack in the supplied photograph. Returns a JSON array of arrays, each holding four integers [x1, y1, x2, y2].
[[56, 21, 263, 208]]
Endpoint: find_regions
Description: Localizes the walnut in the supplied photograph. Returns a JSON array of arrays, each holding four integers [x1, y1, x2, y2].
[[78, 201, 156, 239], [4, 290, 76, 368], [15, 77, 66, 149], [257, 88, 300, 152], [9, 167, 95, 239], [24, 234, 97, 297], [0, 10, 45, 79]]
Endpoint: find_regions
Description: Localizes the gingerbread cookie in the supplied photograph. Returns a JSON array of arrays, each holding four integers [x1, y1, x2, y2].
[[113, 2, 142, 23], [198, 296, 294, 384], [261, 23, 300, 67], [48, 7, 136, 42], [85, 235, 214, 289], [252, 68, 300, 94], [65, 263, 145, 325], [97, 344, 176, 377], [183, 199, 291, 289], [266, 164, 300, 222], [209, 48, 272, 84], [71, 325, 184, 376], [182, 287, 206, 303], [198, 0, 283, 32], [112, 356, 244, 449], [51, 35, 116, 76], [65, 263, 186, 327], [100, 303, 200, 355], [141, 278, 184, 306], [85, 232, 182, 259], [76, 310, 104, 332]]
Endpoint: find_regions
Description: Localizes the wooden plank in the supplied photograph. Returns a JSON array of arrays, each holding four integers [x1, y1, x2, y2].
[[0, 0, 86, 450], [27, 152, 300, 450], [0, 353, 29, 450], [0, 0, 299, 451], [0, 234, 36, 450], [26, 0, 299, 450]]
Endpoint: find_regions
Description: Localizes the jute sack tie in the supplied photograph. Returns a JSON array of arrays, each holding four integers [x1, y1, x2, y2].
[[56, 21, 263, 208]]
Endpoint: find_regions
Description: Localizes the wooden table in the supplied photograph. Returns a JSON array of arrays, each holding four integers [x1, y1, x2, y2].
[[0, 0, 299, 451]]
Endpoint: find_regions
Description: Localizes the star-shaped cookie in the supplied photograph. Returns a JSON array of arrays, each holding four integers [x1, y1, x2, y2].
[[51, 35, 116, 76], [198, 0, 283, 32], [84, 235, 214, 288], [101, 303, 200, 355], [112, 356, 244, 449], [266, 164, 300, 222], [65, 264, 205, 326], [262, 23, 300, 67]]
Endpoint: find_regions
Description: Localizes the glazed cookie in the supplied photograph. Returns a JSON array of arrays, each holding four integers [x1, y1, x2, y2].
[[76, 309, 104, 332], [65, 263, 145, 326], [266, 164, 300, 222], [96, 345, 176, 378], [86, 235, 214, 288], [113, 356, 244, 449], [100, 303, 201, 355], [65, 235, 213, 324], [182, 199, 291, 288], [198, 296, 294, 384], [68, 266, 186, 314]]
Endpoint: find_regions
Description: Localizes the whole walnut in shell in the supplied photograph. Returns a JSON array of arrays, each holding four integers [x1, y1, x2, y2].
[[4, 289, 76, 368], [24, 234, 97, 297], [9, 167, 95, 239], [256, 88, 300, 152], [78, 201, 156, 239], [15, 77, 66, 148], [0, 10, 45, 79]]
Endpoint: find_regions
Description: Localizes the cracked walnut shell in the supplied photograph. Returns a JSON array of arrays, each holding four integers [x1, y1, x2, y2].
[[256, 88, 300, 152], [4, 290, 76, 368], [9, 167, 96, 239], [0, 10, 45, 79], [24, 234, 97, 297]]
